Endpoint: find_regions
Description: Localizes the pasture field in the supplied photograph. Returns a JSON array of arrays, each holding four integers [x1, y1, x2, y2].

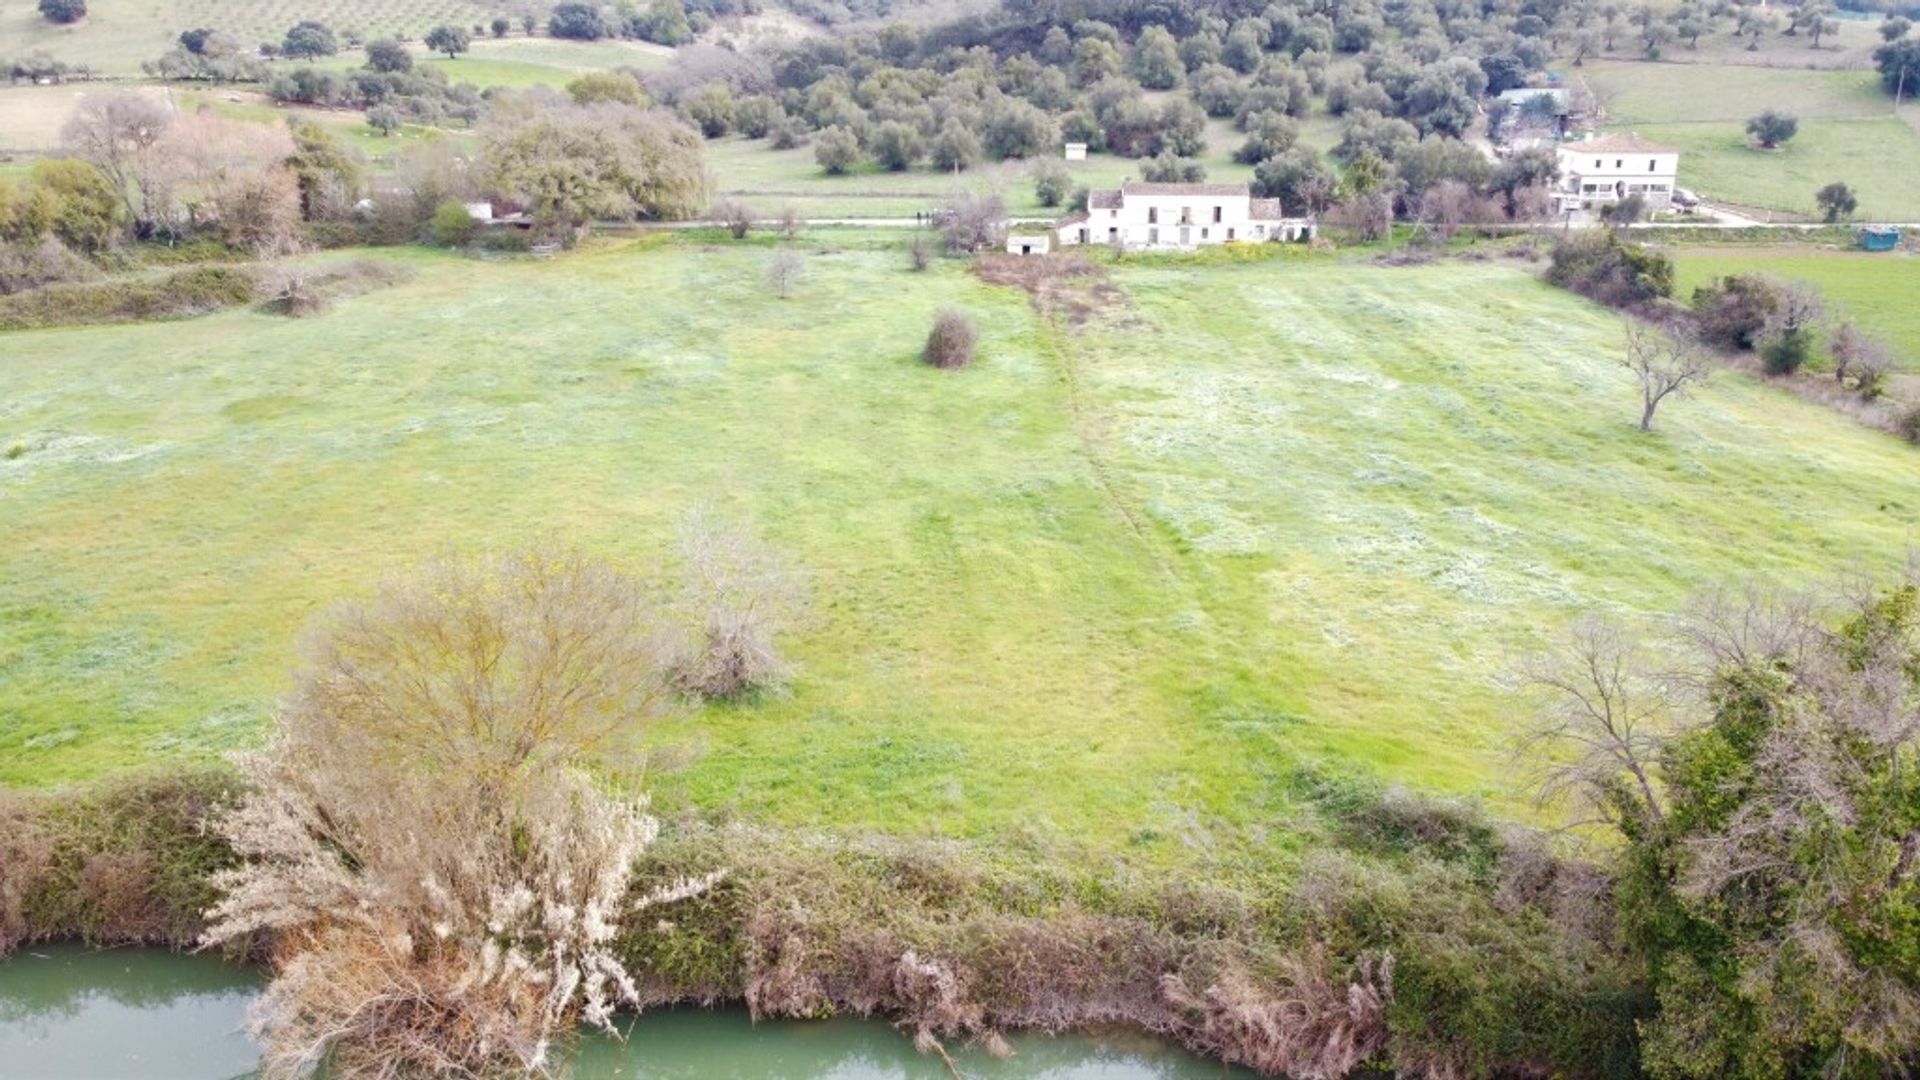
[[309, 36, 673, 90], [6, 236, 1920, 856], [1576, 60, 1920, 219], [1670, 244, 1920, 368], [703, 132, 1268, 222], [0, 0, 502, 76]]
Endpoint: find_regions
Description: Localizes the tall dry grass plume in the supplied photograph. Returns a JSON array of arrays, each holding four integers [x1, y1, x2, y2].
[[201, 549, 719, 1078]]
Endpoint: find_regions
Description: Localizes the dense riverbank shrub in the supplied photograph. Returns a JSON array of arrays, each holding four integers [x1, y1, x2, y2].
[[0, 766, 1646, 1079], [0, 265, 256, 330]]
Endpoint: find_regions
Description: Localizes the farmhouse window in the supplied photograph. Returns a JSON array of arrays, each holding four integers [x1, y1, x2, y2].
[[1148, 207, 1158, 224], [1212, 206, 1222, 223], [1108, 227, 1118, 241], [1227, 228, 1235, 240], [1148, 227, 1159, 243], [1200, 228, 1209, 239], [1648, 160, 1657, 172], [1615, 159, 1622, 168], [1594, 158, 1601, 167]]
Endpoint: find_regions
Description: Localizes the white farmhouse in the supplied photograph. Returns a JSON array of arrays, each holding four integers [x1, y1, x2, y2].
[[1055, 181, 1314, 250], [1551, 133, 1680, 214]]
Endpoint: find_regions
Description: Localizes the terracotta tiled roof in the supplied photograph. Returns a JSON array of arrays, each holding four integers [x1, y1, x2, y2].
[[1056, 210, 1090, 226], [1249, 197, 1285, 220], [1088, 189, 1122, 209], [1561, 132, 1674, 154], [1119, 181, 1251, 197]]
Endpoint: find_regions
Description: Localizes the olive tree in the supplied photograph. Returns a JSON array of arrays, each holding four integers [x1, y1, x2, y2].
[[424, 24, 471, 58]]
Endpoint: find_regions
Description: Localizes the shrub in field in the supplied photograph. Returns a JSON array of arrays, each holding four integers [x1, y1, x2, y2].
[[922, 308, 978, 369], [1546, 231, 1673, 310], [38, 0, 85, 23], [201, 550, 716, 1079], [1901, 405, 1920, 444], [429, 197, 476, 246], [764, 249, 804, 297], [1032, 159, 1072, 207], [567, 71, 649, 107], [716, 199, 753, 239], [1691, 273, 1782, 351], [1759, 282, 1824, 375], [813, 125, 861, 175], [0, 265, 256, 330], [907, 231, 933, 271], [0, 237, 96, 296], [668, 514, 802, 700]]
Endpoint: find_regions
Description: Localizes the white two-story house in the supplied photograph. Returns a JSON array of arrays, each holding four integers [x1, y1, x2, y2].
[[1054, 181, 1314, 250], [1552, 133, 1680, 214]]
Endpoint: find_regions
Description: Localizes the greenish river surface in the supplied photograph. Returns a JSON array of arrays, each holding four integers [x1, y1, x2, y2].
[[0, 946, 1250, 1078]]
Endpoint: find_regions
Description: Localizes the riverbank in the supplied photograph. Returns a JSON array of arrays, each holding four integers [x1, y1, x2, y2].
[[0, 768, 1645, 1078], [0, 944, 1253, 1078]]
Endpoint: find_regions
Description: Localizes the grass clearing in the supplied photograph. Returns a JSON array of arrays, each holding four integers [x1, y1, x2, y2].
[[702, 136, 1262, 220], [4, 238, 1919, 859], [1669, 244, 1920, 368]]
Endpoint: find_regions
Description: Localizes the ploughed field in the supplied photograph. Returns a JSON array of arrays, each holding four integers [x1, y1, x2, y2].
[[6, 236, 1920, 855]]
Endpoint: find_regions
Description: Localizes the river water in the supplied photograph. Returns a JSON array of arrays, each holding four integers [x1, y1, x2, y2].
[[0, 945, 1251, 1079]]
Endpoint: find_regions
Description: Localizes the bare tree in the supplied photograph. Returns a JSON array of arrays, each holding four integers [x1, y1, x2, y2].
[[62, 92, 174, 233], [1517, 616, 1670, 831], [1620, 318, 1710, 432], [1419, 179, 1477, 240], [716, 198, 754, 239], [764, 249, 805, 298], [201, 550, 717, 1078], [669, 513, 803, 699], [778, 204, 800, 240], [907, 231, 934, 271], [937, 192, 1006, 254]]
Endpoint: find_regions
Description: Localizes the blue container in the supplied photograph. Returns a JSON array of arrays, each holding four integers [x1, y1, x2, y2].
[[1860, 227, 1900, 252]]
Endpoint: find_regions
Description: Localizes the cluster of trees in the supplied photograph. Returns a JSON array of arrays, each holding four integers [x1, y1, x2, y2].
[[264, 53, 487, 127], [1524, 577, 1920, 1076], [0, 94, 373, 295], [1546, 231, 1904, 431]]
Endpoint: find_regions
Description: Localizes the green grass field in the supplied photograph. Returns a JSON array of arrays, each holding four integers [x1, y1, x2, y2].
[[1576, 60, 1920, 219], [702, 134, 1266, 222], [6, 237, 1920, 857], [0, 0, 502, 76], [1671, 245, 1920, 368]]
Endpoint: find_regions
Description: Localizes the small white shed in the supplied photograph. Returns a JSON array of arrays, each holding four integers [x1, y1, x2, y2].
[[1006, 234, 1052, 256], [464, 201, 495, 222], [1063, 142, 1087, 161]]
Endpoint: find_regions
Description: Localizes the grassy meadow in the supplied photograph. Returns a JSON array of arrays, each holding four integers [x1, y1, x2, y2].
[[1577, 60, 1920, 219], [0, 0, 501, 76], [1670, 245, 1920, 368], [6, 235, 1920, 857]]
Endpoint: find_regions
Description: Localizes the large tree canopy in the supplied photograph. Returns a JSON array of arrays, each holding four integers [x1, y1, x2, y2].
[[482, 102, 708, 226]]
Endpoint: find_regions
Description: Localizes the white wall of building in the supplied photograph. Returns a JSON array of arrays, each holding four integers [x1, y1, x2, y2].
[[1554, 147, 1680, 211]]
